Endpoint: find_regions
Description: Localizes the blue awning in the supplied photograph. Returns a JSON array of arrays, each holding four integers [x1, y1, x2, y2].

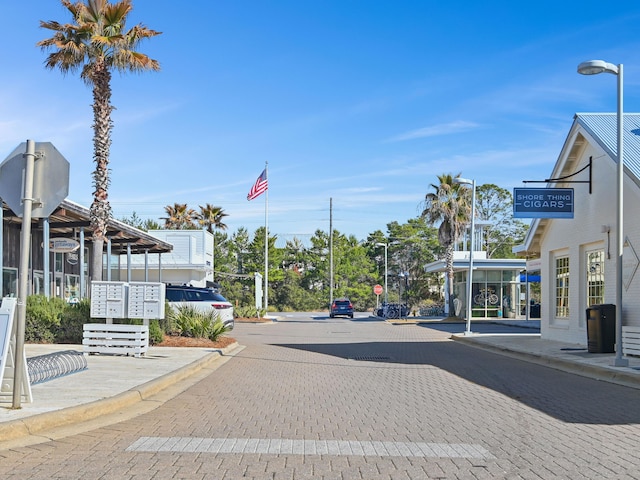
[[520, 273, 541, 283]]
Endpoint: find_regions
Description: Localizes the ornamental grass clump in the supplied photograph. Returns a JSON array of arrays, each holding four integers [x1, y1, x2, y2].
[[166, 305, 230, 342]]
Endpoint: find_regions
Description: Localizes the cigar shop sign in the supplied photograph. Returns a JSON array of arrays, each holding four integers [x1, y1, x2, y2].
[[513, 188, 574, 219]]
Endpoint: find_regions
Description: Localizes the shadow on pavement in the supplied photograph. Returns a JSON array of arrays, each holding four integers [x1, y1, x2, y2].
[[271, 339, 640, 426]]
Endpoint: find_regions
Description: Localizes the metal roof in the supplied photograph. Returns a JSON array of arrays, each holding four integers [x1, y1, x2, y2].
[[576, 113, 640, 182], [2, 199, 173, 255], [515, 113, 640, 257]]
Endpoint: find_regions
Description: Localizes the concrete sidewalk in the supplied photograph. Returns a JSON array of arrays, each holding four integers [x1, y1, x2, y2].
[[453, 332, 640, 390], [0, 342, 243, 448], [393, 316, 640, 390], [3, 319, 640, 449]]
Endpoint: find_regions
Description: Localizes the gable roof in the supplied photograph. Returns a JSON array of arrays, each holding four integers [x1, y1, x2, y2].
[[516, 113, 640, 256], [577, 113, 640, 182]]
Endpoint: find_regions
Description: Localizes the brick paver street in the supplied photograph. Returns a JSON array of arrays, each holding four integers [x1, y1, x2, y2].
[[2, 314, 640, 479]]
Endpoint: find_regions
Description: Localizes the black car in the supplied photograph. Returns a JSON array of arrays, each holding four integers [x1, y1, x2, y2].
[[330, 298, 354, 318]]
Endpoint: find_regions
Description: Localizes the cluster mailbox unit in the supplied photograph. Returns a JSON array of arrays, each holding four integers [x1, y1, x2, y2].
[[84, 281, 166, 357]]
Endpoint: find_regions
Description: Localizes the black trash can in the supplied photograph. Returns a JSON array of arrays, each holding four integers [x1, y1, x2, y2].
[[585, 304, 616, 353]]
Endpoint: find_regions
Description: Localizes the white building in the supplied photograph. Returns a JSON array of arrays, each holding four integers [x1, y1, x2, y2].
[[516, 113, 640, 345], [425, 251, 527, 319], [115, 229, 214, 288]]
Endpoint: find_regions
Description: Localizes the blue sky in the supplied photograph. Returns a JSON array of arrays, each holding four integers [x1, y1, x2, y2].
[[3, 1, 640, 245]]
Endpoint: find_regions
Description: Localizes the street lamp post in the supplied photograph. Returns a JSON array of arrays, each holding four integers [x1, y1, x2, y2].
[[398, 273, 403, 318], [454, 177, 476, 336], [578, 59, 628, 367], [375, 242, 388, 304], [398, 271, 409, 318]]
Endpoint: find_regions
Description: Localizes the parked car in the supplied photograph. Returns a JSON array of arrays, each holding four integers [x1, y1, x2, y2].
[[330, 298, 354, 318], [165, 284, 234, 330]]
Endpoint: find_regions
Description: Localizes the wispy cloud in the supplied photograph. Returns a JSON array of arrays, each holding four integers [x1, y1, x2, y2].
[[386, 121, 480, 142], [114, 101, 184, 126]]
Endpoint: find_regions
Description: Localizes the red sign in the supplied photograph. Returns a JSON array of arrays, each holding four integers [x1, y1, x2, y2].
[[373, 284, 383, 295]]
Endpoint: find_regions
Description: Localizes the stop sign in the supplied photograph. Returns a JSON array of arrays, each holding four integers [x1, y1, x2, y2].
[[0, 142, 69, 218], [374, 284, 383, 295]]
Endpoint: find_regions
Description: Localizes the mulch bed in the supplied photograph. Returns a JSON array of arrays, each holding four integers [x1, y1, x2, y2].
[[234, 317, 273, 324], [155, 317, 270, 348], [156, 335, 237, 348]]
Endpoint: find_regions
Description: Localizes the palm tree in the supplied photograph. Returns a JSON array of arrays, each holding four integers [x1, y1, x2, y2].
[[162, 203, 198, 230], [38, 0, 161, 281], [421, 173, 471, 318], [197, 204, 228, 233]]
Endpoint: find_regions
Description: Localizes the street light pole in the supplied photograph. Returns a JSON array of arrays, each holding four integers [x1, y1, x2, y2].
[[376, 242, 388, 304], [578, 60, 628, 367], [454, 177, 476, 336], [398, 272, 404, 318]]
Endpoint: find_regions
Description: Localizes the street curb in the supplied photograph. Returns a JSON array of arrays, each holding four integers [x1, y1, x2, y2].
[[452, 335, 640, 390], [0, 342, 242, 444]]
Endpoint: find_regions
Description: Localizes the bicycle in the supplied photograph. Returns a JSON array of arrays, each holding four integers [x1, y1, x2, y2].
[[383, 303, 400, 319], [473, 289, 499, 305], [419, 304, 445, 317]]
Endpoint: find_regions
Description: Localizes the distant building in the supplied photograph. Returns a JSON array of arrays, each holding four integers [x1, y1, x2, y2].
[[424, 251, 527, 319], [116, 230, 214, 288]]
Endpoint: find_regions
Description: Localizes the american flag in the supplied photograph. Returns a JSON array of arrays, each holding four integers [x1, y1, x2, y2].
[[247, 168, 268, 200]]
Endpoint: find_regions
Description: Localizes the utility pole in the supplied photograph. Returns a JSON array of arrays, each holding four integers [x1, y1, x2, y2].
[[329, 198, 334, 306]]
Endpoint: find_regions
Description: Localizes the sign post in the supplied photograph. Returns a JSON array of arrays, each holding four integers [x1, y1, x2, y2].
[[13, 140, 36, 408], [254, 272, 263, 316], [373, 284, 383, 310], [0, 140, 70, 408]]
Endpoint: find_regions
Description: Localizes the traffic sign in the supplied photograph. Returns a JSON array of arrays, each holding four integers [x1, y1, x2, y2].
[[374, 284, 383, 295], [0, 142, 69, 218]]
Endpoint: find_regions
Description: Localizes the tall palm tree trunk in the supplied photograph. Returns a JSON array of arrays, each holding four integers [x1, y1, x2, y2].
[[444, 244, 455, 316], [89, 62, 113, 282]]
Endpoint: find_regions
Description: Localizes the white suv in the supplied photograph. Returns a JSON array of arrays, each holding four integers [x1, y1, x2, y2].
[[165, 284, 234, 330]]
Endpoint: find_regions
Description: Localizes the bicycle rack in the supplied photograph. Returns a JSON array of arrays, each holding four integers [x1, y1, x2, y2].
[[26, 350, 88, 385]]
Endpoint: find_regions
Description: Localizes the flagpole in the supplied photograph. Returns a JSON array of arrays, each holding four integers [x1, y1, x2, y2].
[[264, 162, 269, 313]]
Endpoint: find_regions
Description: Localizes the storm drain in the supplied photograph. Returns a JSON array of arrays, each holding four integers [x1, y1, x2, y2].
[[348, 356, 391, 361]]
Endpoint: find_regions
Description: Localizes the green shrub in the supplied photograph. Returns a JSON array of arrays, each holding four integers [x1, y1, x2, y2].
[[234, 305, 265, 318], [207, 318, 230, 342], [55, 299, 91, 344], [166, 305, 229, 341], [168, 305, 199, 337], [159, 301, 175, 334], [25, 295, 67, 343], [24, 295, 226, 345], [148, 319, 164, 345]]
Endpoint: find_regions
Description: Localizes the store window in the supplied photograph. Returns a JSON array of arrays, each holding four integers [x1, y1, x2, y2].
[[555, 256, 570, 317], [33, 271, 45, 295], [586, 250, 605, 307], [65, 274, 80, 304], [55, 252, 64, 274], [2, 268, 18, 297], [454, 268, 522, 319]]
